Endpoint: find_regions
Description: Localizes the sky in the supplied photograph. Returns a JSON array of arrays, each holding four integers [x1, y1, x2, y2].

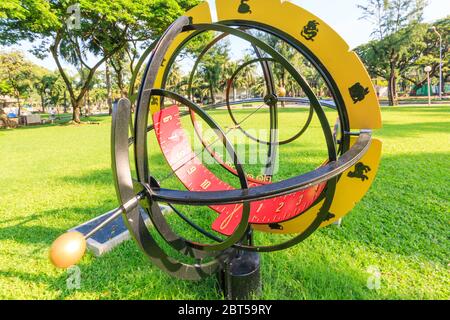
[[2, 0, 449, 72], [293, 0, 450, 47]]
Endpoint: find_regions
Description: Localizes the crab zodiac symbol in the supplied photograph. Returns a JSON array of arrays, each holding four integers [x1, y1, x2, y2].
[[301, 20, 320, 41]]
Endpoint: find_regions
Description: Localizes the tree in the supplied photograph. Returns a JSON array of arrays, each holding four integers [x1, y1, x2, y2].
[[0, 0, 201, 123], [0, 51, 34, 116], [357, 0, 427, 105], [235, 54, 257, 100], [401, 17, 449, 94], [197, 41, 231, 104], [166, 61, 184, 92], [109, 51, 131, 98], [251, 31, 315, 104], [33, 70, 66, 113]]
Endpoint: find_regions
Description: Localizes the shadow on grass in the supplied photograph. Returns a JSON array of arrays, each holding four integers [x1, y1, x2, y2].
[[261, 253, 380, 300], [56, 168, 115, 187], [323, 151, 449, 265], [1, 115, 111, 132], [27, 146, 449, 267], [0, 203, 119, 246], [381, 106, 450, 114], [0, 225, 64, 245], [1, 125, 447, 298], [0, 241, 412, 300]]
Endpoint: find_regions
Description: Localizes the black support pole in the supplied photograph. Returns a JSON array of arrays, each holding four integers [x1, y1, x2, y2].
[[218, 249, 261, 300]]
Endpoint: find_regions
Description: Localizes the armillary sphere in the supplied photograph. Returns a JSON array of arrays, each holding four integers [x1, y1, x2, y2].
[[49, 0, 382, 299]]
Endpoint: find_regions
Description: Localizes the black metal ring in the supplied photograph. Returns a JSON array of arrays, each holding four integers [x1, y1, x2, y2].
[[224, 57, 314, 146], [112, 97, 222, 280], [130, 18, 367, 257], [146, 88, 252, 252]]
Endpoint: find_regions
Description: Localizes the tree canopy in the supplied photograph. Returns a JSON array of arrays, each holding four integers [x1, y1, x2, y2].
[[0, 0, 200, 122], [356, 0, 448, 105]]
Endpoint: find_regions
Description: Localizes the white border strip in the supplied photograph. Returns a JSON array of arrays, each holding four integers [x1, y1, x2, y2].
[[207, 0, 218, 23]]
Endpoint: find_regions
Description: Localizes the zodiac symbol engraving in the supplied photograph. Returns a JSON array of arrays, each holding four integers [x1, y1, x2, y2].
[[348, 162, 371, 182], [349, 82, 370, 104], [301, 20, 320, 41], [151, 97, 159, 106], [238, 0, 252, 14], [269, 223, 284, 230]]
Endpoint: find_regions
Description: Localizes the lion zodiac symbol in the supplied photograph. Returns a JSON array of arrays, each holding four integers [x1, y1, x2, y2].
[[238, 0, 252, 14], [348, 162, 371, 182], [301, 20, 320, 41]]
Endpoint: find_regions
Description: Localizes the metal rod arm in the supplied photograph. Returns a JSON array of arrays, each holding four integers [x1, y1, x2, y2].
[[83, 194, 143, 240]]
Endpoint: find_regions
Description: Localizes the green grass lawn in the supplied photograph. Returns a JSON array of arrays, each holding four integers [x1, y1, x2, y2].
[[0, 106, 448, 300]]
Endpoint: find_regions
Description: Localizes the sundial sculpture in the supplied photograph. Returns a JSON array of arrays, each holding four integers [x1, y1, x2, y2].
[[50, 0, 382, 299]]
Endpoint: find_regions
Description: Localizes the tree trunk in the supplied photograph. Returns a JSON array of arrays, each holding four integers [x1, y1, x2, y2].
[[106, 62, 113, 115], [72, 98, 82, 123], [281, 77, 286, 108], [63, 91, 68, 113], [16, 96, 21, 117], [117, 70, 126, 98], [41, 95, 45, 113], [87, 89, 91, 116], [209, 82, 215, 104], [388, 68, 398, 106]]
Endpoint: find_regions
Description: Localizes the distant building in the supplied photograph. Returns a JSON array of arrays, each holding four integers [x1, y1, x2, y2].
[[372, 78, 388, 98], [412, 84, 449, 96]]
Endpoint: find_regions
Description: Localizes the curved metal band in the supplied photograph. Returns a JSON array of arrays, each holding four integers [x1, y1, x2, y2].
[[138, 23, 340, 157], [135, 16, 191, 186], [161, 178, 336, 254], [184, 32, 281, 181], [148, 88, 252, 252], [154, 22, 337, 162], [219, 19, 351, 153], [187, 32, 230, 101], [225, 57, 314, 146], [112, 98, 220, 280], [145, 90, 346, 254], [206, 97, 336, 110], [127, 39, 159, 135], [142, 89, 332, 254], [128, 40, 158, 104], [182, 23, 337, 162], [129, 19, 366, 257]]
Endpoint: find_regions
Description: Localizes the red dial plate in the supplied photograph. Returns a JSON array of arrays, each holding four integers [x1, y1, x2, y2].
[[153, 106, 325, 236]]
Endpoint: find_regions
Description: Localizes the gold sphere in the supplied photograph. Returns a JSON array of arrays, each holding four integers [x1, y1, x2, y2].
[[49, 231, 86, 269], [277, 87, 287, 97]]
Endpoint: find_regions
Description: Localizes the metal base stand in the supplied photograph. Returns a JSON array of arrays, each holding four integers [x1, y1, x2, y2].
[[218, 250, 261, 300]]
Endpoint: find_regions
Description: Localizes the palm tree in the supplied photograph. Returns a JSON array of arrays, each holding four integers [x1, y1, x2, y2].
[[197, 42, 231, 104]]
